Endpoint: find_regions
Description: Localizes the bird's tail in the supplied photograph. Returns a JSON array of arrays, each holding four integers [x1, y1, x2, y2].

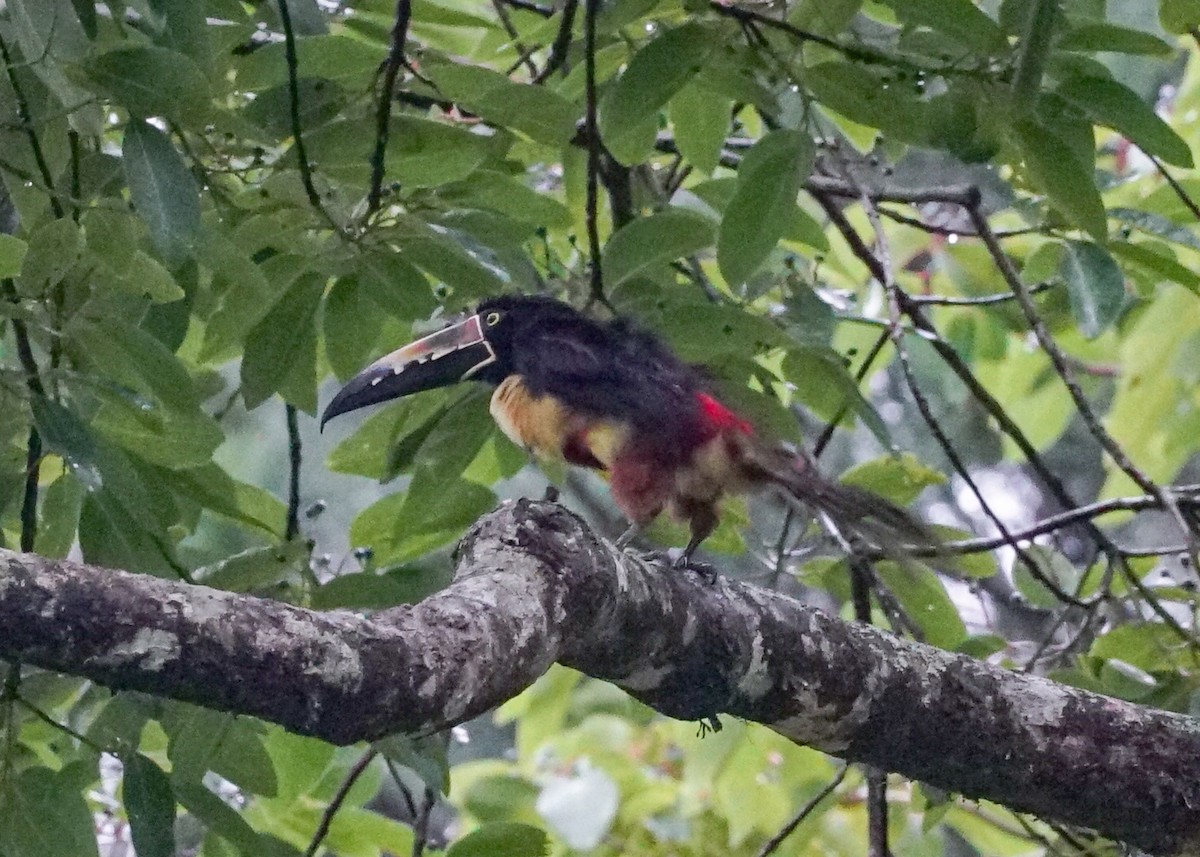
[[739, 440, 938, 558]]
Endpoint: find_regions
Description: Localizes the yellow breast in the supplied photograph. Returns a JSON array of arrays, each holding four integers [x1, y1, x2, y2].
[[489, 376, 628, 468]]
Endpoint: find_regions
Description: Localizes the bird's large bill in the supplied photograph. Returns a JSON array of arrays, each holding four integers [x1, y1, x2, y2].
[[320, 314, 496, 428]]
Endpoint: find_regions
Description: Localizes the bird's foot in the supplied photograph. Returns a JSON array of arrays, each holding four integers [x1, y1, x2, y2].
[[626, 547, 719, 582], [696, 715, 722, 737], [670, 549, 718, 583]]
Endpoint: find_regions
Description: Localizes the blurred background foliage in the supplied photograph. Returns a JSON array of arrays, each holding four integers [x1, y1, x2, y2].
[[2, 0, 1200, 854]]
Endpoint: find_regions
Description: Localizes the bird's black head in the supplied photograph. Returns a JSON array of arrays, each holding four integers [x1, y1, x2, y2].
[[320, 294, 592, 428]]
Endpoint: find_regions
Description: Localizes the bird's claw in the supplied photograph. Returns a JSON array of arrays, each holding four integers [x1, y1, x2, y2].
[[625, 547, 720, 583]]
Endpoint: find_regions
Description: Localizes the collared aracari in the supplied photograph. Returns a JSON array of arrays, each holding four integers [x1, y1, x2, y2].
[[322, 295, 932, 566]]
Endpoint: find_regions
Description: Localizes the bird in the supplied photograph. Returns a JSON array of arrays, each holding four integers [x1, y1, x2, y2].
[[321, 294, 934, 569]]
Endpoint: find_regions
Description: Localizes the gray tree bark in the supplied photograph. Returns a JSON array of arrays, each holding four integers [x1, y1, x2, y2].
[[1, 499, 1197, 854]]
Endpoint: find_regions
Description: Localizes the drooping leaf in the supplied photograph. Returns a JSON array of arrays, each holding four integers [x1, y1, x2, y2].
[[0, 233, 27, 278], [85, 45, 212, 120], [426, 63, 580, 146], [447, 822, 550, 857], [1057, 19, 1174, 55], [717, 129, 814, 286], [0, 767, 100, 857], [1059, 239, 1126, 337], [876, 0, 1006, 53], [123, 120, 201, 267], [18, 218, 83, 295], [1109, 240, 1200, 294], [1012, 117, 1106, 242], [839, 453, 947, 505], [124, 754, 176, 857], [669, 83, 731, 175], [241, 272, 326, 409], [598, 23, 718, 164], [603, 209, 715, 287], [1056, 75, 1193, 168]]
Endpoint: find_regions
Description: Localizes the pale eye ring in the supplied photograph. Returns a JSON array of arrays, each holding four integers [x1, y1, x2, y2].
[[485, 311, 502, 326]]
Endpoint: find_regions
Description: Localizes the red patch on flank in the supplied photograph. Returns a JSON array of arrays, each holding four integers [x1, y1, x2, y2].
[[563, 431, 604, 469], [697, 393, 752, 435]]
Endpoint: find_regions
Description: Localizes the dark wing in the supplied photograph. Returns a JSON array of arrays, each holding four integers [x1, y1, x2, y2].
[[515, 322, 709, 459]]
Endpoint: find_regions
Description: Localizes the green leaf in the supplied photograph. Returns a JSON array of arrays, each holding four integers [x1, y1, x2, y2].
[[0, 233, 28, 278], [426, 64, 580, 146], [877, 0, 1006, 53], [1056, 76, 1193, 168], [324, 275, 384, 381], [241, 272, 326, 409], [839, 453, 947, 505], [18, 218, 83, 294], [1109, 240, 1200, 294], [173, 780, 269, 854], [1012, 117, 1106, 242], [1057, 20, 1174, 55], [195, 541, 312, 592], [447, 822, 550, 857], [392, 218, 512, 296], [436, 171, 571, 229], [1014, 546, 1077, 608], [165, 704, 279, 797], [805, 62, 929, 142], [669, 83, 731, 175], [876, 561, 967, 649], [0, 767, 100, 857], [717, 129, 814, 286], [1162, 0, 1200, 33], [201, 250, 309, 360], [124, 754, 176, 857], [602, 209, 715, 287], [311, 571, 415, 610], [85, 45, 212, 119], [598, 23, 718, 164], [1109, 207, 1200, 252], [374, 734, 450, 794], [38, 472, 84, 558], [124, 251, 186, 303], [1059, 239, 1126, 337], [123, 119, 201, 267], [158, 464, 286, 536], [231, 35, 381, 90]]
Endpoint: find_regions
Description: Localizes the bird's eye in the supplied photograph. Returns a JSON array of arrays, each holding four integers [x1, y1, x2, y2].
[[485, 311, 502, 326]]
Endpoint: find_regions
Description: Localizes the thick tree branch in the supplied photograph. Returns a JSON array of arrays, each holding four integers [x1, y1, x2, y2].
[[1, 501, 1199, 853]]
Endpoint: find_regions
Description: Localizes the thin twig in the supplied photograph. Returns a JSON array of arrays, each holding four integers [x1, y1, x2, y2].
[[17, 698, 106, 754], [499, 0, 554, 15], [277, 0, 341, 230], [756, 765, 848, 857], [907, 280, 1056, 306], [285, 403, 302, 541], [364, 0, 412, 214], [0, 32, 66, 221], [533, 0, 579, 83], [811, 328, 890, 457], [303, 749, 378, 857], [2, 280, 45, 554], [820, 190, 1085, 607], [965, 203, 1199, 560], [876, 205, 1044, 238], [888, 489, 1200, 559], [490, 0, 539, 77], [412, 787, 436, 857], [1146, 152, 1200, 222], [582, 0, 605, 308]]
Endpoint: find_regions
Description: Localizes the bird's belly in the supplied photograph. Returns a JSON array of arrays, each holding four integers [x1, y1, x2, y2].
[[490, 375, 627, 468], [674, 433, 754, 502]]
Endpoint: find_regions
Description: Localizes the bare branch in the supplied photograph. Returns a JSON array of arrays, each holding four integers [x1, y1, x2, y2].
[[2, 501, 1200, 852]]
